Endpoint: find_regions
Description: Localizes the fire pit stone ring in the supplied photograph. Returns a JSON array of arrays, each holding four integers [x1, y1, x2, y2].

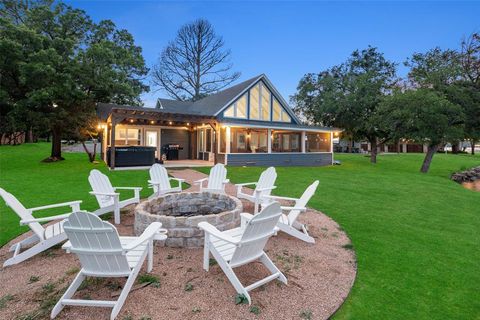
[[134, 192, 243, 248]]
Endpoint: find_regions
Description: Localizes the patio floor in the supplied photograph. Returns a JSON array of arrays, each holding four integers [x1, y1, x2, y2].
[[0, 169, 356, 320]]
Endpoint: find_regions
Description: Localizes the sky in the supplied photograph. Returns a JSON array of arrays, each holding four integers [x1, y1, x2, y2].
[[67, 1, 480, 107]]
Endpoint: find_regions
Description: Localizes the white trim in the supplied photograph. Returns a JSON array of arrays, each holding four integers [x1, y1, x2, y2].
[[213, 75, 264, 117], [220, 122, 335, 133], [267, 129, 272, 153], [214, 74, 300, 124], [219, 151, 332, 155]]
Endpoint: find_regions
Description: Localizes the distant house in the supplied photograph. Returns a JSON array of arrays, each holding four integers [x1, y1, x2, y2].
[[96, 74, 339, 169]]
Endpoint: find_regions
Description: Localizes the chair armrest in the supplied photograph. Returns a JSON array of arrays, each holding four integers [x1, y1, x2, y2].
[[255, 186, 277, 193], [223, 179, 230, 184], [194, 178, 208, 184], [263, 195, 299, 202], [170, 178, 185, 182], [123, 222, 164, 251], [235, 182, 257, 187], [198, 222, 239, 244], [20, 213, 71, 225], [281, 206, 307, 212], [114, 187, 142, 191], [89, 191, 119, 197], [29, 200, 82, 212]]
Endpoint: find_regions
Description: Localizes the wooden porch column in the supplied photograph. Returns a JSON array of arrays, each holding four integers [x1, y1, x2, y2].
[[110, 120, 116, 169], [301, 131, 306, 153], [267, 129, 272, 153], [226, 127, 231, 154]]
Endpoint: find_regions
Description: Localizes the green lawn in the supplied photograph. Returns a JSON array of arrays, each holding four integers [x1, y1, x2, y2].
[[1, 143, 479, 319]]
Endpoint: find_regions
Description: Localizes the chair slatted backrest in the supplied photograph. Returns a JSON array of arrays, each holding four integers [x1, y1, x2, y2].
[[287, 180, 319, 225], [230, 202, 282, 266], [0, 188, 45, 240], [88, 170, 115, 208], [207, 164, 227, 190], [149, 164, 171, 194], [255, 167, 277, 198], [63, 211, 130, 275]]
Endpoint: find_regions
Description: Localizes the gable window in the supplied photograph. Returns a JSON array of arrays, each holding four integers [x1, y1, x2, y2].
[[222, 80, 291, 122], [249, 85, 260, 119], [272, 98, 291, 122], [224, 94, 247, 119]]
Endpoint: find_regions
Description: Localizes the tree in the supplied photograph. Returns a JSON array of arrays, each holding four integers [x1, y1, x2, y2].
[[460, 32, 480, 85], [379, 89, 465, 173], [405, 47, 462, 90], [292, 46, 397, 163], [0, 1, 148, 160], [151, 19, 240, 101], [460, 32, 480, 154], [444, 81, 480, 155]]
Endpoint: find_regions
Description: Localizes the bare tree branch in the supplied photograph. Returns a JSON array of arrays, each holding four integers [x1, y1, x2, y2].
[[151, 19, 240, 101]]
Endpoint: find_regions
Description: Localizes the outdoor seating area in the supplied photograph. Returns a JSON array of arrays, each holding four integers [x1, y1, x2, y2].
[[0, 165, 356, 319]]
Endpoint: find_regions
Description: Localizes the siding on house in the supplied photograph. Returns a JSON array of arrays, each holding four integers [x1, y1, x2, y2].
[[161, 129, 189, 160], [225, 153, 332, 167]]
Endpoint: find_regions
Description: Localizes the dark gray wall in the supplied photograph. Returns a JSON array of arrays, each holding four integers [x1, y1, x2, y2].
[[161, 129, 189, 160], [226, 153, 332, 167]]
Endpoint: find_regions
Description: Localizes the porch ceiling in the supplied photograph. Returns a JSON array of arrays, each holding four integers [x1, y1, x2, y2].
[[108, 108, 217, 127]]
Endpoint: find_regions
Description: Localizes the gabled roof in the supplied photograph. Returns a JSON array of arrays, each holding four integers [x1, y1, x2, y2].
[[97, 74, 301, 124], [156, 75, 262, 116]]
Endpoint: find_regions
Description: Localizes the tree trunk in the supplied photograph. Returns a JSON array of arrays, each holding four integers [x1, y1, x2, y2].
[[44, 128, 64, 161], [471, 140, 476, 155], [349, 138, 354, 153], [451, 142, 460, 154], [370, 139, 377, 163], [81, 140, 98, 162], [420, 144, 440, 173], [26, 127, 34, 143]]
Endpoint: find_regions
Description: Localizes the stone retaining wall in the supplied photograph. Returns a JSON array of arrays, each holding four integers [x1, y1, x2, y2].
[[134, 192, 243, 248]]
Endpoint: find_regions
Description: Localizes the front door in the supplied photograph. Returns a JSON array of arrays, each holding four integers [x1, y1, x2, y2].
[[145, 130, 159, 158]]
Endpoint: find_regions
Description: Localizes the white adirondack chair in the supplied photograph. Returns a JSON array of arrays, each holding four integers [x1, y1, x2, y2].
[[235, 167, 277, 214], [51, 211, 166, 320], [148, 163, 184, 199], [0, 188, 82, 267], [198, 201, 287, 304], [256, 181, 319, 243], [194, 163, 229, 193], [88, 169, 142, 225]]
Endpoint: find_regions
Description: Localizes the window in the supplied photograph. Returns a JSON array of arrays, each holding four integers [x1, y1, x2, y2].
[[206, 128, 212, 152], [222, 81, 292, 123], [260, 83, 271, 121], [272, 98, 291, 122], [223, 94, 247, 118], [228, 128, 268, 153], [249, 130, 268, 153], [272, 131, 301, 152], [114, 128, 141, 146], [306, 133, 331, 152], [230, 128, 249, 153], [249, 85, 260, 120]]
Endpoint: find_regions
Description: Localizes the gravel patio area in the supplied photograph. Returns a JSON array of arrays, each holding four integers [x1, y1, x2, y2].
[[0, 169, 356, 320]]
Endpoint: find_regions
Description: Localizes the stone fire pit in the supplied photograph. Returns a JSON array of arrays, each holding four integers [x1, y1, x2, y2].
[[134, 192, 243, 248]]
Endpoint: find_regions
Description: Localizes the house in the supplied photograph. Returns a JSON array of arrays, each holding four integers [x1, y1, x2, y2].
[[96, 74, 339, 169]]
